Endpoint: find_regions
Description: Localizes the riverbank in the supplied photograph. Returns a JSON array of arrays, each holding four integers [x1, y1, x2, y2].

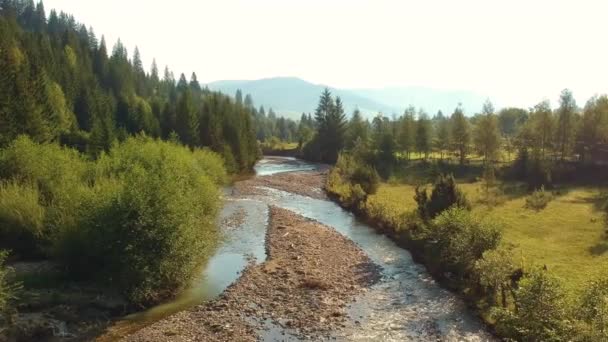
[[2, 261, 129, 341], [123, 206, 379, 341]]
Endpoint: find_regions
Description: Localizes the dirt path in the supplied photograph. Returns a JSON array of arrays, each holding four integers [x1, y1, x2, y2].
[[122, 207, 379, 341]]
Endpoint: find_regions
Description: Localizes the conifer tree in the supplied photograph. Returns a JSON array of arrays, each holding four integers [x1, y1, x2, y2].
[[435, 115, 450, 160], [556, 89, 577, 161], [346, 109, 369, 149], [399, 106, 416, 160], [451, 105, 470, 165], [244, 94, 254, 109], [235, 89, 243, 105], [416, 110, 432, 160], [189, 72, 201, 93], [175, 89, 199, 146], [474, 100, 501, 164]]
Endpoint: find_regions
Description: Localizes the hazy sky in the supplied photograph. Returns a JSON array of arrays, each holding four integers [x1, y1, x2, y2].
[[43, 0, 608, 109]]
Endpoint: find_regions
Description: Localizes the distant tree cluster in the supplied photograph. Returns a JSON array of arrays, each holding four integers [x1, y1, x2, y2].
[[0, 0, 259, 172], [304, 87, 608, 185], [243, 99, 299, 144]]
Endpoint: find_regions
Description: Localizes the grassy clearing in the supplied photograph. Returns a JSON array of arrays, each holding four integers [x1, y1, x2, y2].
[[480, 186, 607, 295], [366, 181, 608, 296], [396, 150, 517, 164], [260, 140, 299, 152]]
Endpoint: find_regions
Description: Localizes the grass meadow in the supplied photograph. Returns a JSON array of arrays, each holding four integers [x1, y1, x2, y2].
[[365, 180, 608, 298]]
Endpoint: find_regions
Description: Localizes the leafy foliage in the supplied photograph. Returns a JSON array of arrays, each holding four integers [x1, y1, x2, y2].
[[473, 100, 501, 163], [579, 273, 608, 340], [493, 268, 571, 342], [0, 136, 89, 257], [525, 186, 553, 211], [326, 152, 380, 208], [0, 181, 46, 257], [60, 136, 223, 305], [475, 247, 518, 307], [0, 250, 18, 328], [0, 136, 225, 306], [415, 174, 470, 220], [430, 208, 502, 279]]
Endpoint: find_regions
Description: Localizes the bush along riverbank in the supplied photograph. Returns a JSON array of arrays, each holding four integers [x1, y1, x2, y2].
[[0, 135, 227, 340], [326, 151, 608, 342]]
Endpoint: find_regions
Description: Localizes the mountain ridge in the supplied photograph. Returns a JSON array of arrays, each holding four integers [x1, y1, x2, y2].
[[206, 77, 489, 120]]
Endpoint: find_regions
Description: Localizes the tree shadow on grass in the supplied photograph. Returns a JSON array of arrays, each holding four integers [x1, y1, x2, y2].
[[499, 182, 529, 201], [589, 240, 608, 256], [563, 190, 608, 213]]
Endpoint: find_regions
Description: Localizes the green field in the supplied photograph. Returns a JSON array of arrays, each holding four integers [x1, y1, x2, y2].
[[395, 150, 517, 164], [365, 181, 608, 296], [260, 141, 299, 151]]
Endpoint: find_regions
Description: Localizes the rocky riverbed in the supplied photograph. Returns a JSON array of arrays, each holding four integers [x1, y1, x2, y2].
[[124, 206, 379, 341], [234, 170, 329, 200]]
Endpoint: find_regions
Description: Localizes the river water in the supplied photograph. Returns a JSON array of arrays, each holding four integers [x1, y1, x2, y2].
[[120, 157, 493, 341]]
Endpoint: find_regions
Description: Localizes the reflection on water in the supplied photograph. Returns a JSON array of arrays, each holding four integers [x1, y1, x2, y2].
[[113, 198, 268, 335], [254, 157, 317, 176]]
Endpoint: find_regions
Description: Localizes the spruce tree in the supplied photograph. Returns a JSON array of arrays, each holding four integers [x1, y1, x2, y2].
[[235, 89, 243, 105], [451, 105, 471, 165], [346, 109, 369, 149], [416, 110, 432, 160], [176, 89, 199, 146], [474, 100, 501, 164], [399, 106, 416, 160], [556, 89, 577, 161]]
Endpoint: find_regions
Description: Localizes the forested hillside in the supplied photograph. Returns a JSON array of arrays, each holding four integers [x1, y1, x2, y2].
[[0, 1, 267, 337], [0, 0, 258, 172]]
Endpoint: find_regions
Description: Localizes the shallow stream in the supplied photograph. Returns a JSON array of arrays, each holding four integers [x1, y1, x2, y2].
[[119, 157, 492, 341]]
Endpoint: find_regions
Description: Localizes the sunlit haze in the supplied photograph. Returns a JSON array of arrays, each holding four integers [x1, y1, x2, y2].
[[43, 0, 608, 110]]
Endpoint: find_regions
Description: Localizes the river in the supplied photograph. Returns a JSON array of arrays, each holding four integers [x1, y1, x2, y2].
[[117, 156, 493, 341]]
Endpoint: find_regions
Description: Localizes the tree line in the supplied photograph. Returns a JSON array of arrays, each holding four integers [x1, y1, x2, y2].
[[304, 88, 608, 181], [0, 0, 259, 172]]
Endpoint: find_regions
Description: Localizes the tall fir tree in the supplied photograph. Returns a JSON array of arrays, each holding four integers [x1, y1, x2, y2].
[[451, 104, 471, 165]]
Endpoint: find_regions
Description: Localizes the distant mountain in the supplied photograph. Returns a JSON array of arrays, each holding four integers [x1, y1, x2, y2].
[[207, 77, 489, 120], [348, 87, 489, 116], [207, 77, 397, 120]]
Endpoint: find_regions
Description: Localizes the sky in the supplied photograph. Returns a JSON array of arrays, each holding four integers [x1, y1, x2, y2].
[[43, 0, 608, 109]]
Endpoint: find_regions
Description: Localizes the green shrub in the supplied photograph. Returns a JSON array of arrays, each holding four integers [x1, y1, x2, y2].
[[350, 163, 380, 195], [0, 135, 226, 306], [0, 251, 18, 328], [430, 207, 502, 279], [512, 149, 554, 189], [65, 136, 223, 305], [193, 148, 227, 185], [415, 174, 470, 220], [0, 182, 46, 258], [0, 135, 89, 203], [525, 185, 553, 211], [0, 136, 90, 258], [579, 273, 608, 340], [493, 267, 571, 341], [474, 247, 517, 308], [326, 153, 380, 207]]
